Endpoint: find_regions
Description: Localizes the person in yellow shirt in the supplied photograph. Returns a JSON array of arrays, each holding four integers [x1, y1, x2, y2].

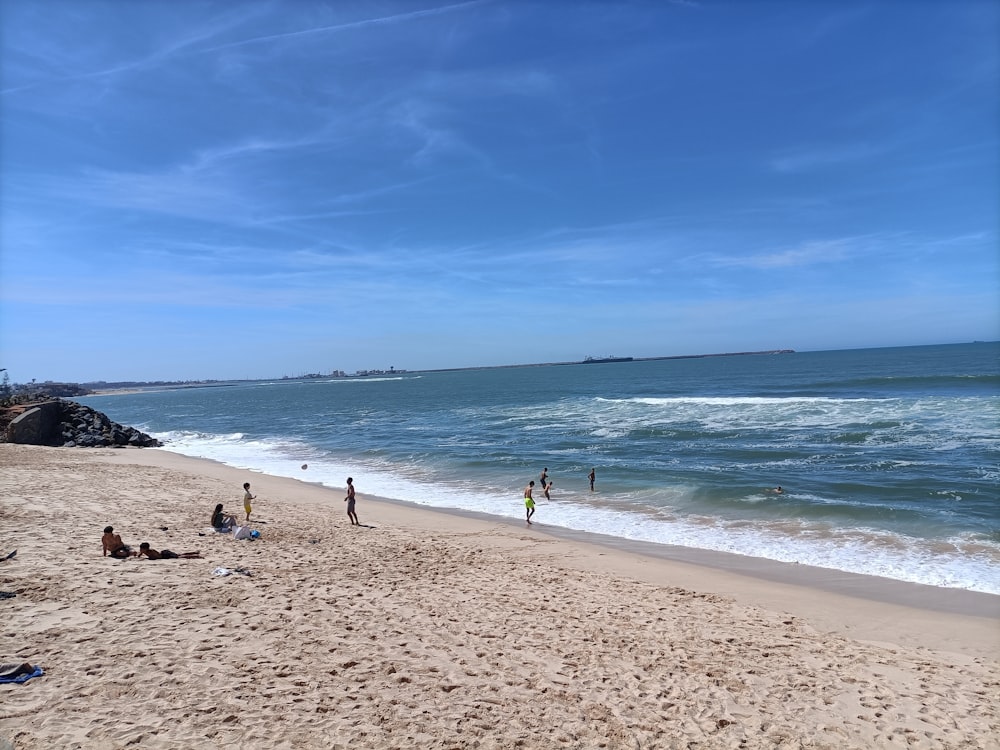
[[243, 482, 255, 521]]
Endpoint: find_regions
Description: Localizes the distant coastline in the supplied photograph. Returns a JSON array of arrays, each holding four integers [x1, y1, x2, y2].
[[67, 343, 997, 391], [12, 348, 802, 396], [69, 348, 797, 392], [416, 348, 795, 374]]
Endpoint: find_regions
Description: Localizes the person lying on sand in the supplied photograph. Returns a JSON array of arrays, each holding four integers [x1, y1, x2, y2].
[[0, 662, 36, 679], [102, 526, 132, 558], [211, 504, 238, 531], [136, 543, 201, 560]]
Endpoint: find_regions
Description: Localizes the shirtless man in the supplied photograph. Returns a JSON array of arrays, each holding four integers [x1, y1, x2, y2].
[[345, 477, 359, 525], [589, 468, 596, 491], [102, 526, 131, 559], [524, 481, 536, 524]]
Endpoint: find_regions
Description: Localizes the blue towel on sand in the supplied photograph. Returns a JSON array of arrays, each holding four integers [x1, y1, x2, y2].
[[0, 666, 43, 684]]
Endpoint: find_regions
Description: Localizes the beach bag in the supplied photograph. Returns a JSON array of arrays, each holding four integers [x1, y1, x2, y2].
[[233, 525, 253, 540]]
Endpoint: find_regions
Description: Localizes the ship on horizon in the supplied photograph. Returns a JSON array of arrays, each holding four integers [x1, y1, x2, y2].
[[581, 355, 634, 364]]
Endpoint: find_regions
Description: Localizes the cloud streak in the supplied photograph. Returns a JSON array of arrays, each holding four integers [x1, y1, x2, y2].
[[769, 143, 887, 174], [201, 0, 492, 54]]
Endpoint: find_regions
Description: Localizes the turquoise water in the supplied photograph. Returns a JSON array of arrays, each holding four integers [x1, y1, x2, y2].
[[78, 343, 1000, 593]]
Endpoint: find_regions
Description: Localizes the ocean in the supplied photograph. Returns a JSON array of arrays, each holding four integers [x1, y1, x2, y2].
[[77, 343, 999, 594]]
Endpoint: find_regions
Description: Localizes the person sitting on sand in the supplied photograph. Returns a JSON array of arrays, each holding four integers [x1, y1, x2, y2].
[[102, 526, 131, 559], [212, 504, 237, 531], [136, 542, 201, 560]]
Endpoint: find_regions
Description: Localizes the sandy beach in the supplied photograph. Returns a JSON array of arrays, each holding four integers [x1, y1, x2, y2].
[[1, 444, 997, 749]]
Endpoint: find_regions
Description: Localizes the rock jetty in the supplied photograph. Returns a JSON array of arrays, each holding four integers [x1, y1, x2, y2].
[[1, 398, 160, 448]]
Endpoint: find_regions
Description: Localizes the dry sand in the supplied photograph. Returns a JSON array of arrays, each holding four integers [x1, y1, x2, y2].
[[1, 443, 997, 749]]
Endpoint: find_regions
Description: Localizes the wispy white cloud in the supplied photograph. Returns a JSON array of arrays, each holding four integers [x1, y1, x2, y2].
[[706, 238, 855, 270], [0, 7, 260, 96], [793, 6, 872, 48], [769, 142, 886, 174], [201, 0, 492, 54], [185, 136, 327, 173], [421, 67, 557, 99]]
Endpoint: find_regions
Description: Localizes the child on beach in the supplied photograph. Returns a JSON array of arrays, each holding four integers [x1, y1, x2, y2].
[[243, 482, 255, 522], [101, 526, 131, 559], [524, 481, 536, 524], [136, 543, 201, 560], [544, 481, 553, 501]]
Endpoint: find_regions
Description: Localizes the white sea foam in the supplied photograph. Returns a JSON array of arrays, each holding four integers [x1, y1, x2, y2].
[[587, 395, 998, 444]]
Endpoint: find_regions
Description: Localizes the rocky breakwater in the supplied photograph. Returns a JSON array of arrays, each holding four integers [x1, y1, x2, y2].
[[2, 399, 161, 448]]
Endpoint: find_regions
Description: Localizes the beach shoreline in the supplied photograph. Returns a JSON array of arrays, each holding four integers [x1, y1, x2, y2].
[[113, 446, 1000, 641], [2, 443, 997, 749]]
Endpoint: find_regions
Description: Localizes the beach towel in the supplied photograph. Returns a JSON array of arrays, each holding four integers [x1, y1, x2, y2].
[[0, 665, 43, 684], [211, 567, 252, 577]]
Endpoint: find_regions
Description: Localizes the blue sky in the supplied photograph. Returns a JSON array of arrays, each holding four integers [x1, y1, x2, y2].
[[1, 1, 997, 382]]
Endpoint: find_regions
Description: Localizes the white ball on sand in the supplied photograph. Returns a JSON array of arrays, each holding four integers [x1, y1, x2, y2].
[[301, 464, 308, 470]]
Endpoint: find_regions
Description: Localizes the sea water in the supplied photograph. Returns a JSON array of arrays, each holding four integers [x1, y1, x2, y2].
[[77, 343, 1000, 594]]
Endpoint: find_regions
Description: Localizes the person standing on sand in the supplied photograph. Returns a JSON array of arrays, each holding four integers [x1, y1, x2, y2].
[[589, 468, 596, 491], [345, 477, 359, 525], [242, 482, 255, 522], [524, 481, 536, 524]]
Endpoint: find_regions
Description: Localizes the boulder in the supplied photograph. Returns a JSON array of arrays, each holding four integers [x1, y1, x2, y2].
[[3, 398, 160, 448]]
